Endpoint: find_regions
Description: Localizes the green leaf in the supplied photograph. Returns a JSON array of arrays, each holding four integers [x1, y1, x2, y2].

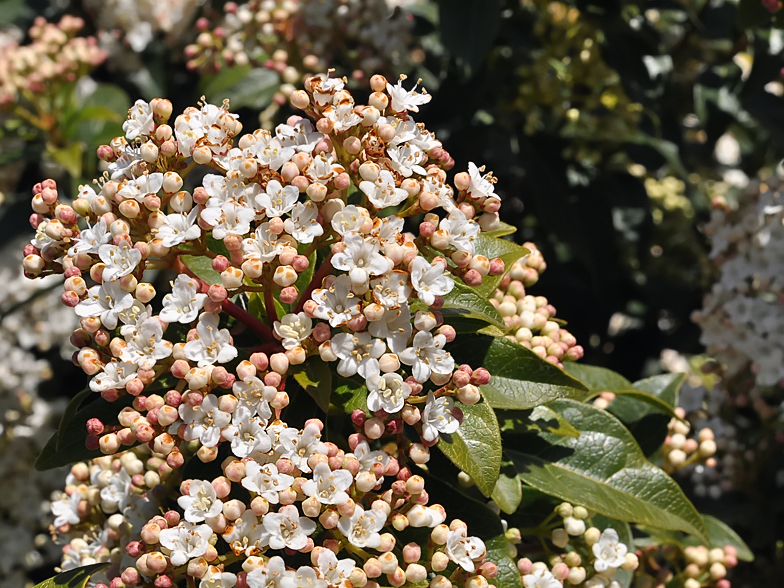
[[470, 236, 530, 297], [206, 68, 280, 110], [529, 404, 580, 437], [438, 0, 502, 75], [331, 375, 369, 414], [292, 356, 332, 413], [491, 461, 523, 514], [508, 399, 709, 543], [482, 221, 517, 238], [601, 389, 684, 422], [700, 515, 754, 562], [590, 514, 634, 588], [451, 336, 589, 410], [201, 65, 253, 99], [57, 387, 92, 449], [36, 395, 136, 471], [563, 363, 632, 391], [438, 399, 502, 496], [485, 534, 522, 588], [441, 281, 505, 329], [31, 562, 109, 588], [47, 143, 84, 180], [181, 255, 222, 285]]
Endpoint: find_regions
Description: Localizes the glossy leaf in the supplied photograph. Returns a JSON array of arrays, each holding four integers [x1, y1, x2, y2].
[[57, 387, 92, 448], [491, 461, 523, 514], [471, 236, 530, 297], [700, 515, 754, 562], [438, 399, 502, 496], [482, 221, 517, 238], [331, 375, 369, 414], [32, 562, 109, 588], [509, 399, 708, 543], [529, 404, 580, 437], [181, 255, 222, 285], [441, 281, 505, 329], [451, 336, 589, 409], [486, 534, 522, 588], [563, 363, 632, 391], [292, 356, 332, 413]]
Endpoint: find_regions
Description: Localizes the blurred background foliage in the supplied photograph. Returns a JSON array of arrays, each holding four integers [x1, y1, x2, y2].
[[2, 0, 784, 586]]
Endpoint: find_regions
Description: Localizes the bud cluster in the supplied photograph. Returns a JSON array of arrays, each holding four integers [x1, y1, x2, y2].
[[660, 409, 717, 474], [0, 16, 106, 108], [185, 0, 416, 101], [489, 243, 583, 367], [633, 543, 738, 588]]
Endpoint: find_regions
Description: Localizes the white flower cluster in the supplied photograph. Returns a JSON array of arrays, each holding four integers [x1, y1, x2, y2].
[[693, 179, 784, 386]]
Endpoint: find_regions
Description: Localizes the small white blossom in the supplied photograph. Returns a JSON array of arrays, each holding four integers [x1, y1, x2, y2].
[[337, 505, 386, 548], [160, 274, 207, 323], [323, 100, 362, 131], [421, 391, 460, 442], [263, 504, 316, 551], [89, 360, 138, 392], [400, 331, 454, 383], [317, 549, 356, 588], [199, 566, 237, 588], [51, 492, 81, 528], [301, 462, 353, 505], [222, 406, 272, 458], [75, 279, 134, 330], [99, 242, 143, 282], [439, 209, 480, 254], [368, 303, 412, 353], [233, 376, 275, 421], [200, 200, 255, 239], [178, 479, 224, 523], [246, 556, 290, 588], [386, 142, 427, 178], [179, 394, 232, 448], [409, 256, 454, 306], [311, 73, 345, 106], [359, 170, 409, 209], [241, 462, 295, 503], [159, 522, 213, 566], [256, 179, 299, 217], [387, 78, 432, 113], [331, 234, 390, 287], [243, 222, 284, 263], [120, 317, 172, 370], [352, 440, 390, 472], [123, 99, 154, 140], [284, 201, 323, 243], [445, 527, 486, 572], [366, 373, 411, 413], [276, 119, 323, 153], [331, 331, 386, 379], [522, 569, 562, 588], [68, 218, 111, 256], [467, 162, 498, 200], [311, 274, 362, 326], [222, 510, 268, 557], [371, 271, 412, 309], [100, 469, 132, 510], [592, 528, 628, 572], [274, 312, 313, 350], [117, 173, 164, 202], [276, 422, 325, 473], [184, 313, 238, 366], [157, 208, 201, 247]]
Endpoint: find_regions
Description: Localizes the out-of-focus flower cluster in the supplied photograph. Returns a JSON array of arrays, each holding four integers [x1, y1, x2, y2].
[[633, 541, 738, 588], [514, 0, 642, 161], [693, 177, 784, 387], [0, 258, 78, 587], [24, 69, 517, 587], [186, 0, 417, 98], [84, 0, 204, 55], [489, 244, 583, 367], [0, 15, 106, 110]]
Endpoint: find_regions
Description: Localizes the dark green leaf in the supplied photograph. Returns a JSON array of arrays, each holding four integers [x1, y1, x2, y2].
[[207, 68, 280, 110], [441, 281, 505, 329], [438, 399, 502, 496], [470, 236, 530, 297], [491, 461, 523, 514], [292, 356, 332, 413], [451, 336, 589, 410], [57, 387, 92, 449], [331, 375, 369, 414], [48, 143, 83, 180], [509, 399, 708, 543], [529, 404, 580, 437], [32, 563, 110, 588], [700, 515, 754, 562], [486, 534, 522, 588], [201, 65, 253, 99], [563, 363, 632, 391]]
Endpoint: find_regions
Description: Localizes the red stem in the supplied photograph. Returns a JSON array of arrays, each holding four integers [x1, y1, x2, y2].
[[265, 288, 278, 325], [294, 252, 334, 313]]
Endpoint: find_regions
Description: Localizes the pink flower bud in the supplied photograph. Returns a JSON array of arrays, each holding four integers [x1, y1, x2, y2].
[[212, 255, 230, 272]]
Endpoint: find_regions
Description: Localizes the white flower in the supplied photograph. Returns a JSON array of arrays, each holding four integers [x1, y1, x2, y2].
[[409, 256, 454, 306], [421, 392, 460, 442], [276, 119, 323, 153], [157, 208, 201, 247], [423, 174, 456, 211], [108, 143, 142, 179], [352, 440, 390, 472], [232, 376, 275, 421], [241, 462, 294, 503], [324, 100, 362, 131], [366, 373, 411, 414], [522, 569, 562, 588], [200, 566, 237, 588], [200, 201, 255, 239], [284, 201, 323, 244], [179, 394, 232, 448], [359, 170, 409, 210], [247, 131, 295, 171], [400, 331, 454, 383], [306, 152, 344, 184], [311, 72, 345, 106], [89, 360, 138, 392], [332, 234, 391, 287], [316, 549, 356, 588], [222, 510, 268, 557], [222, 406, 272, 458], [592, 528, 628, 572], [120, 317, 172, 370], [276, 423, 326, 473], [99, 242, 143, 282], [263, 504, 316, 551], [311, 274, 362, 326], [51, 492, 81, 528], [160, 274, 207, 323], [386, 143, 427, 178], [301, 462, 353, 505], [291, 566, 328, 588], [178, 479, 224, 523], [100, 469, 132, 510], [274, 312, 313, 350], [184, 313, 238, 366], [331, 331, 386, 379], [468, 162, 498, 200], [371, 215, 404, 249], [68, 218, 111, 256], [75, 280, 134, 330], [123, 99, 154, 140], [243, 222, 284, 263], [439, 209, 480, 254], [337, 505, 386, 548], [445, 527, 486, 572], [176, 102, 238, 158], [256, 179, 299, 217], [246, 556, 290, 588], [331, 205, 368, 236], [368, 303, 412, 353], [159, 522, 213, 566], [117, 173, 164, 202], [387, 78, 432, 113], [371, 271, 412, 309]]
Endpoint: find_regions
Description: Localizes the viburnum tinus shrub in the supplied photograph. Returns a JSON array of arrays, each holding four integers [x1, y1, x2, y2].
[[25, 70, 750, 588]]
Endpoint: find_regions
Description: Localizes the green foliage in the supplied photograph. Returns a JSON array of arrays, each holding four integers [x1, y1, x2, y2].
[[292, 356, 332, 413], [32, 563, 110, 588]]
